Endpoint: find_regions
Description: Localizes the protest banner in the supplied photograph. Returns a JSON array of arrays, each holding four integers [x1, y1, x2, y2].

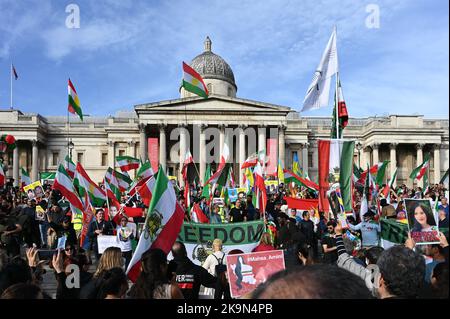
[[23, 181, 44, 200], [35, 205, 45, 221], [404, 198, 440, 245], [226, 250, 285, 298], [176, 220, 264, 265], [97, 235, 121, 254]]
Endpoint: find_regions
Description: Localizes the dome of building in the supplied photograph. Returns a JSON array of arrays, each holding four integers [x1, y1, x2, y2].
[[190, 37, 236, 89], [180, 37, 237, 98]]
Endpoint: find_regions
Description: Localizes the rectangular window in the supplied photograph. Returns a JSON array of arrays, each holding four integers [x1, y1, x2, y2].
[[119, 149, 125, 157], [101, 152, 108, 166], [77, 152, 84, 165], [52, 152, 59, 166]]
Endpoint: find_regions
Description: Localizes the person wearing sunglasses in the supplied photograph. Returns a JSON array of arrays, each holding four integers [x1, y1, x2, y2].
[[321, 221, 338, 264]]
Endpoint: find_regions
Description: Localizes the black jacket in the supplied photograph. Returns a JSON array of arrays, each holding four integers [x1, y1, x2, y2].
[[299, 220, 315, 245], [49, 222, 78, 247], [168, 256, 217, 299]]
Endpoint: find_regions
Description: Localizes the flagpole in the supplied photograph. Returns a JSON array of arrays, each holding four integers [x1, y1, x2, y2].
[[10, 63, 13, 110], [334, 25, 340, 140]]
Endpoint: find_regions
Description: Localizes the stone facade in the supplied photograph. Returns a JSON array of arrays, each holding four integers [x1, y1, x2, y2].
[[1, 38, 448, 186]]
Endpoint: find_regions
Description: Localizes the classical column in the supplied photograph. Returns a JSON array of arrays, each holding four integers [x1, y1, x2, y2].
[[301, 142, 309, 175], [389, 143, 398, 187], [239, 124, 246, 186], [139, 124, 147, 162], [218, 124, 225, 161], [108, 140, 115, 168], [416, 143, 424, 188], [372, 143, 380, 166], [179, 124, 187, 187], [159, 124, 167, 173], [199, 124, 207, 184], [13, 144, 19, 187], [433, 144, 441, 184], [278, 125, 286, 168], [32, 140, 39, 182], [258, 125, 266, 154]]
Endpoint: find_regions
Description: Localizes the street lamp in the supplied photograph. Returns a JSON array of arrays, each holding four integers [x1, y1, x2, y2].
[[356, 142, 363, 168], [68, 140, 74, 161]]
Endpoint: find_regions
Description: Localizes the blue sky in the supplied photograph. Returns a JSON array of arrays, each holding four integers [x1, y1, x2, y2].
[[0, 0, 448, 118]]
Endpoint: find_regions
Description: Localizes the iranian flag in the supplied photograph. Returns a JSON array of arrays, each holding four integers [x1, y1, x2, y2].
[[331, 78, 349, 139], [126, 166, 185, 282], [283, 169, 319, 191], [241, 153, 259, 169], [74, 163, 106, 207], [104, 168, 121, 201], [182, 61, 209, 98], [253, 162, 267, 215], [128, 161, 154, 198], [191, 203, 209, 223], [201, 164, 212, 199], [382, 168, 397, 199], [317, 139, 354, 212], [358, 161, 389, 185], [116, 156, 140, 172], [64, 155, 76, 179], [410, 154, 430, 181], [53, 164, 84, 212], [104, 179, 121, 209], [105, 168, 132, 192], [68, 78, 83, 121], [206, 141, 231, 187], [20, 167, 31, 188]]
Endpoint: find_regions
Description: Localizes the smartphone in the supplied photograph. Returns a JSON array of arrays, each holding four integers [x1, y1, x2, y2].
[[37, 249, 57, 260]]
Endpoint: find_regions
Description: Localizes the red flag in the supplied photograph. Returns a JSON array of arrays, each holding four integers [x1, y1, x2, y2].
[[318, 140, 330, 212], [253, 162, 267, 215], [191, 203, 209, 223]]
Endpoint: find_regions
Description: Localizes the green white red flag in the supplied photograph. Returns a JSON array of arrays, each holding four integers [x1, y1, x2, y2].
[[283, 169, 319, 191], [64, 155, 76, 179], [116, 156, 140, 172], [254, 162, 267, 215], [74, 163, 106, 207], [53, 164, 84, 212], [20, 167, 31, 188], [410, 154, 430, 181], [126, 166, 185, 282], [191, 203, 209, 223], [182, 62, 209, 98]]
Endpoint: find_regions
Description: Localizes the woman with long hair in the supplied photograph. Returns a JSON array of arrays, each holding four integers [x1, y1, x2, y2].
[[412, 204, 436, 232], [128, 248, 183, 299], [80, 247, 124, 299], [97, 268, 129, 299]]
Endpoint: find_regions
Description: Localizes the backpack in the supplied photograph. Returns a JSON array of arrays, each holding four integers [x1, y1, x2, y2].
[[212, 253, 227, 276]]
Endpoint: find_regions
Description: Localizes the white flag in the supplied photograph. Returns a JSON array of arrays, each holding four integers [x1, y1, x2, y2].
[[302, 27, 339, 112]]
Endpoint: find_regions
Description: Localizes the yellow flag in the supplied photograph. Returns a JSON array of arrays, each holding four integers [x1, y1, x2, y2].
[[245, 168, 254, 187], [278, 160, 284, 184]]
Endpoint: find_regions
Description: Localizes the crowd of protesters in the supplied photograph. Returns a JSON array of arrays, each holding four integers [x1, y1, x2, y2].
[[0, 173, 449, 299]]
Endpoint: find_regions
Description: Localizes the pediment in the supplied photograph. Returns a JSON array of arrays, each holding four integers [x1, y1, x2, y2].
[[135, 95, 291, 115]]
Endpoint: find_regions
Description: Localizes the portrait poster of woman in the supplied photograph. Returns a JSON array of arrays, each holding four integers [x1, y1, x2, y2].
[[404, 198, 440, 245]]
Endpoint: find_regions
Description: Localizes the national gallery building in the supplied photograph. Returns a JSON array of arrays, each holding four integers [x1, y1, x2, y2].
[[1, 38, 448, 187]]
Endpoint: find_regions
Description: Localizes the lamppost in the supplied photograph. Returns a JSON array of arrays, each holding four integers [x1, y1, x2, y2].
[[356, 141, 363, 168], [68, 140, 74, 161]]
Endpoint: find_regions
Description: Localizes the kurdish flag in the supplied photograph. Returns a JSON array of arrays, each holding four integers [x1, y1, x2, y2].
[[68, 78, 83, 121], [126, 166, 185, 282], [410, 154, 430, 181], [53, 164, 84, 212], [20, 167, 31, 188], [74, 163, 106, 207], [182, 61, 209, 98], [116, 155, 140, 172]]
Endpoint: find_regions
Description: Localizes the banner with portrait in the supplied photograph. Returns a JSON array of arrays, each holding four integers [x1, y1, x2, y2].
[[404, 198, 439, 245]]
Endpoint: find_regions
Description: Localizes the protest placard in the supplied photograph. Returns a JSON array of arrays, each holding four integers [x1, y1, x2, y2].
[[226, 250, 285, 298], [23, 181, 44, 200], [404, 198, 440, 245], [97, 235, 121, 254]]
